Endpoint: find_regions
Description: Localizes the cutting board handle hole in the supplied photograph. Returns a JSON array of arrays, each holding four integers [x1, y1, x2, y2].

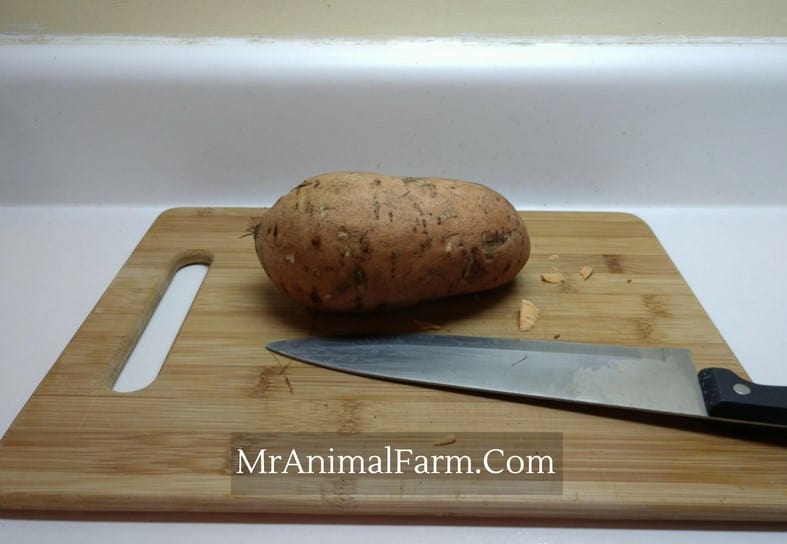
[[112, 260, 210, 393]]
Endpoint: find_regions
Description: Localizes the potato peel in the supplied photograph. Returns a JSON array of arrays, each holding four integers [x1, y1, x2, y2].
[[519, 298, 541, 331], [540, 272, 565, 284]]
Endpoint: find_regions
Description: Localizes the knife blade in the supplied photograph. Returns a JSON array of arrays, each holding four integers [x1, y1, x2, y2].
[[267, 334, 787, 429]]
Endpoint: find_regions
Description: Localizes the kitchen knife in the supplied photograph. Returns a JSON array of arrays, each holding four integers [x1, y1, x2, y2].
[[267, 334, 787, 430]]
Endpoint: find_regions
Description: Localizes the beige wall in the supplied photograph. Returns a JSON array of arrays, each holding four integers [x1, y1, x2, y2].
[[1, 0, 786, 38]]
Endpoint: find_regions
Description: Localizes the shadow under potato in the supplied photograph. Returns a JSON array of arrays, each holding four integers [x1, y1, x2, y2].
[[255, 274, 519, 337]]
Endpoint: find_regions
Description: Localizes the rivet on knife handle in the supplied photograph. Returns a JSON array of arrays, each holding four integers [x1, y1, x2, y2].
[[698, 368, 787, 426]]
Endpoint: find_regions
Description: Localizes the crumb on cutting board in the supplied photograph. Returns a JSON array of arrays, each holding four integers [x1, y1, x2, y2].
[[548, 254, 560, 261], [540, 272, 565, 283], [519, 298, 541, 331], [579, 265, 593, 280], [433, 434, 456, 446]]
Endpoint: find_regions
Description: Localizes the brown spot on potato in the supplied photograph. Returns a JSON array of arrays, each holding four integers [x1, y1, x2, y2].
[[462, 248, 481, 281], [358, 233, 371, 254], [353, 265, 366, 289], [482, 230, 511, 256], [403, 177, 438, 197], [352, 265, 367, 309], [335, 275, 352, 294], [310, 289, 322, 305]]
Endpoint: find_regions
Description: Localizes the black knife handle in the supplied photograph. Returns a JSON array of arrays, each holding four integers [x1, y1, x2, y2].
[[698, 368, 787, 426]]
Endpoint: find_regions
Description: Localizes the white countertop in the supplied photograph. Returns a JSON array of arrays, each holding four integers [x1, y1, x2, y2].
[[1, 37, 786, 542]]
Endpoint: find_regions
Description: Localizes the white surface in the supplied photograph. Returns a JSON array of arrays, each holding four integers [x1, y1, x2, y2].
[[1, 37, 786, 542], [1, 38, 787, 208]]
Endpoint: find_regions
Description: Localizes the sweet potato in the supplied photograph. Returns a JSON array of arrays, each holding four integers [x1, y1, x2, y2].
[[253, 172, 530, 312]]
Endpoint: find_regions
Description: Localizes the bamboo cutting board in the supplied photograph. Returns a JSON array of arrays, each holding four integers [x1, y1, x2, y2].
[[1, 208, 785, 521]]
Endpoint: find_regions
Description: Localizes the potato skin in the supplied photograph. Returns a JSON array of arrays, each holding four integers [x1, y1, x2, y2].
[[254, 172, 530, 312]]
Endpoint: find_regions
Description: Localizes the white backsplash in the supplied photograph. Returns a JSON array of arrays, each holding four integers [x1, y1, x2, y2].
[[2, 37, 786, 207]]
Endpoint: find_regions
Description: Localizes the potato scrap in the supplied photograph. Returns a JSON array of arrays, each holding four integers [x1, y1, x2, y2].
[[519, 298, 541, 331], [579, 265, 593, 280], [432, 434, 457, 446], [548, 254, 560, 261], [540, 272, 565, 283]]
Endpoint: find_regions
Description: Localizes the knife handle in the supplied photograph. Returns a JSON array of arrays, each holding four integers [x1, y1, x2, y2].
[[698, 368, 787, 426]]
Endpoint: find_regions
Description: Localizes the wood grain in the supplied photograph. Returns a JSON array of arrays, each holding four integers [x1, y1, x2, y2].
[[1, 208, 785, 521]]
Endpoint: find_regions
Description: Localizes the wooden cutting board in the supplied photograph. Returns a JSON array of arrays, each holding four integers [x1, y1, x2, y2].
[[1, 208, 785, 521]]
